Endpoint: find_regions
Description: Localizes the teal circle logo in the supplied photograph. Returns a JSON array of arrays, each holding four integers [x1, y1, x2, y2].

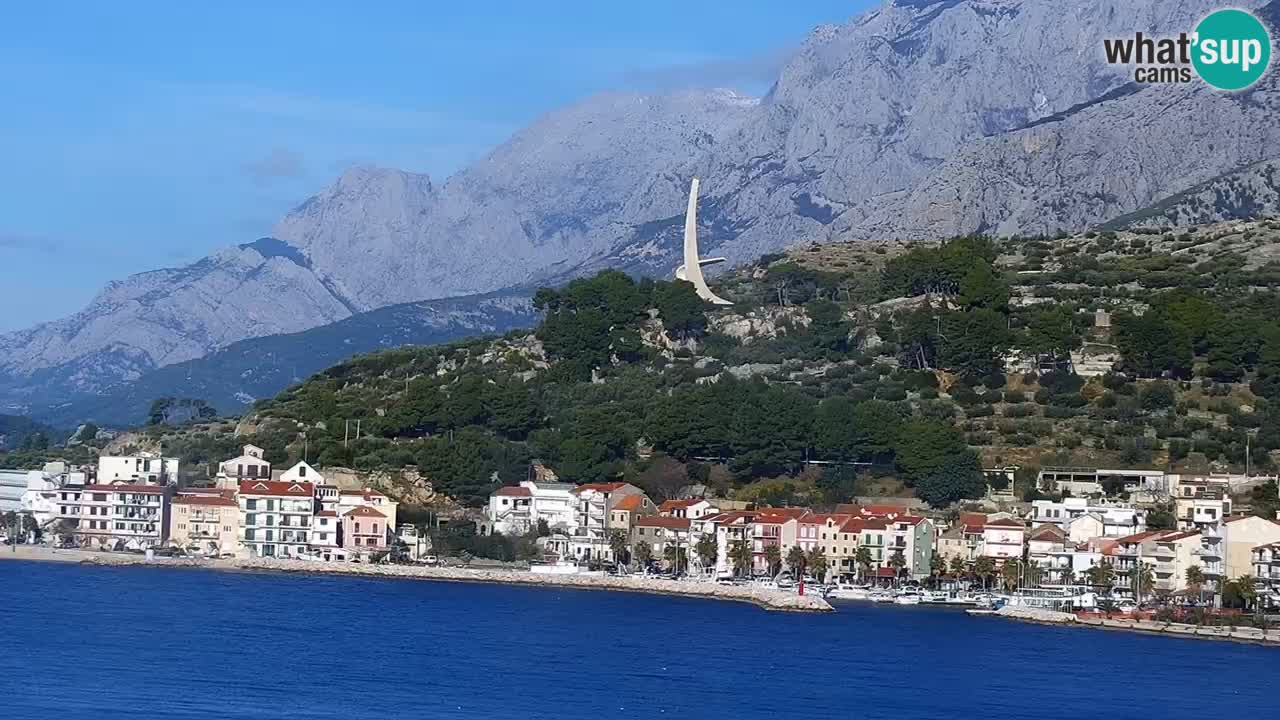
[[1192, 9, 1272, 90]]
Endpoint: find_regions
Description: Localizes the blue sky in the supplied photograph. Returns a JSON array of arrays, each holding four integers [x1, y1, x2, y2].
[[0, 0, 873, 331]]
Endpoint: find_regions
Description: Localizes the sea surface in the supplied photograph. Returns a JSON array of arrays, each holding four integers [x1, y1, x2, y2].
[[1, 560, 1276, 720]]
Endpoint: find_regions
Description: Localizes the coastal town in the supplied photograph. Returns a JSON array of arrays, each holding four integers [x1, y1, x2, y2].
[[5, 447, 1280, 615]]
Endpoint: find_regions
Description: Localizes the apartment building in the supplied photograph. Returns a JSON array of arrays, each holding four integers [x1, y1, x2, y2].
[[310, 510, 341, 557], [338, 489, 397, 538], [1031, 498, 1146, 538], [76, 483, 173, 550], [97, 452, 179, 486], [1148, 530, 1202, 594], [1252, 542, 1280, 598], [238, 480, 315, 559], [982, 518, 1026, 563], [1221, 515, 1280, 578], [568, 482, 647, 562], [749, 508, 806, 574], [487, 479, 580, 536], [884, 515, 934, 579], [631, 516, 692, 566], [171, 491, 239, 557], [1174, 479, 1232, 531]]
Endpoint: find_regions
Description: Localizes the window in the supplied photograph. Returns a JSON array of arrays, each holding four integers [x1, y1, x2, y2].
[[355, 522, 362, 534], [245, 499, 257, 510], [298, 465, 307, 477]]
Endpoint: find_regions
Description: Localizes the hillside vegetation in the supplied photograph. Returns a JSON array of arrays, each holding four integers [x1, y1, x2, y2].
[[123, 219, 1280, 510]]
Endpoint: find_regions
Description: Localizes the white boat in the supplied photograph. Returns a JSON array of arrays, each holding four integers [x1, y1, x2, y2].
[[922, 590, 980, 607], [893, 591, 924, 605], [869, 590, 895, 603], [827, 584, 872, 601]]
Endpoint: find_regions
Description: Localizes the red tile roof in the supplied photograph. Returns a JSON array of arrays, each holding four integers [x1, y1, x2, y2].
[[799, 513, 853, 527], [493, 486, 532, 497], [174, 494, 237, 507], [1118, 530, 1172, 544], [316, 510, 338, 518], [1158, 530, 1201, 542], [340, 488, 388, 500], [344, 505, 386, 518], [839, 517, 868, 534], [635, 516, 691, 530], [239, 480, 314, 497], [613, 495, 644, 511], [960, 512, 988, 528], [1028, 524, 1066, 542], [892, 515, 927, 527], [573, 482, 629, 494]]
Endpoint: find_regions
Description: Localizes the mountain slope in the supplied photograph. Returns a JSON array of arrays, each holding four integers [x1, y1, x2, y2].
[[37, 290, 537, 427], [0, 238, 355, 401], [3, 0, 1276, 415]]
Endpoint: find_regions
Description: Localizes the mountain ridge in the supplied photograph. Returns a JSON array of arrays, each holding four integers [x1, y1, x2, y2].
[[3, 0, 1279, 416]]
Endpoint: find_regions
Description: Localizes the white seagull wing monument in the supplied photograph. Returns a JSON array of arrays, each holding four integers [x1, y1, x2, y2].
[[674, 178, 732, 305]]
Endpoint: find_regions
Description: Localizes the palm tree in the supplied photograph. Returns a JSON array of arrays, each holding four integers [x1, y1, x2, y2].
[[929, 553, 946, 588], [1131, 563, 1155, 604], [1185, 565, 1205, 604], [948, 555, 967, 587], [1085, 560, 1116, 595], [889, 549, 908, 583], [1060, 567, 1076, 587], [786, 545, 807, 577], [608, 529, 629, 567], [764, 544, 782, 577], [694, 533, 718, 574], [664, 544, 687, 575], [730, 538, 753, 578], [1236, 574, 1258, 612], [633, 541, 653, 571], [1025, 559, 1044, 588], [1001, 559, 1021, 592], [974, 556, 997, 589], [856, 547, 875, 583], [806, 547, 829, 583]]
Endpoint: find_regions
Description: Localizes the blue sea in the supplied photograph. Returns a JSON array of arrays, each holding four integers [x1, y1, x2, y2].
[[1, 560, 1276, 719]]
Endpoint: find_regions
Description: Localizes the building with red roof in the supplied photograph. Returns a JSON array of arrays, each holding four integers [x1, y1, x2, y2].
[[343, 505, 388, 552], [237, 480, 316, 559], [171, 490, 238, 557]]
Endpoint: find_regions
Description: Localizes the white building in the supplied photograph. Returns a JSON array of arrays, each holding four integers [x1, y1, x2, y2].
[[76, 483, 173, 550], [309, 510, 341, 557], [280, 461, 322, 484], [982, 518, 1025, 563], [217, 444, 271, 483], [486, 479, 579, 535], [1037, 467, 1165, 497], [97, 452, 180, 486], [568, 482, 647, 562], [238, 480, 315, 559], [1030, 498, 1146, 538]]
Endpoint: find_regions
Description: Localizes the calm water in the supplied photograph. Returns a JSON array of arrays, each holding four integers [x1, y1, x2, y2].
[[1, 560, 1276, 719]]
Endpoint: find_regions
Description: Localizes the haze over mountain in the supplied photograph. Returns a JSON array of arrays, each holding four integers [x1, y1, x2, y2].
[[4, 0, 1278, 423]]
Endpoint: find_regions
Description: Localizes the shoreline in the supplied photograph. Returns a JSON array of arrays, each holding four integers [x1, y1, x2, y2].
[[0, 545, 832, 613], [970, 605, 1280, 647]]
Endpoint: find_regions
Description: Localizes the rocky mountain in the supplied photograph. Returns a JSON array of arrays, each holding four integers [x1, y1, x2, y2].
[[38, 290, 536, 428], [4, 0, 1278, 420], [1103, 160, 1280, 230]]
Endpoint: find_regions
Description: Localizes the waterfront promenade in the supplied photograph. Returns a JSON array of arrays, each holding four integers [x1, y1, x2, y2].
[[0, 545, 832, 613]]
